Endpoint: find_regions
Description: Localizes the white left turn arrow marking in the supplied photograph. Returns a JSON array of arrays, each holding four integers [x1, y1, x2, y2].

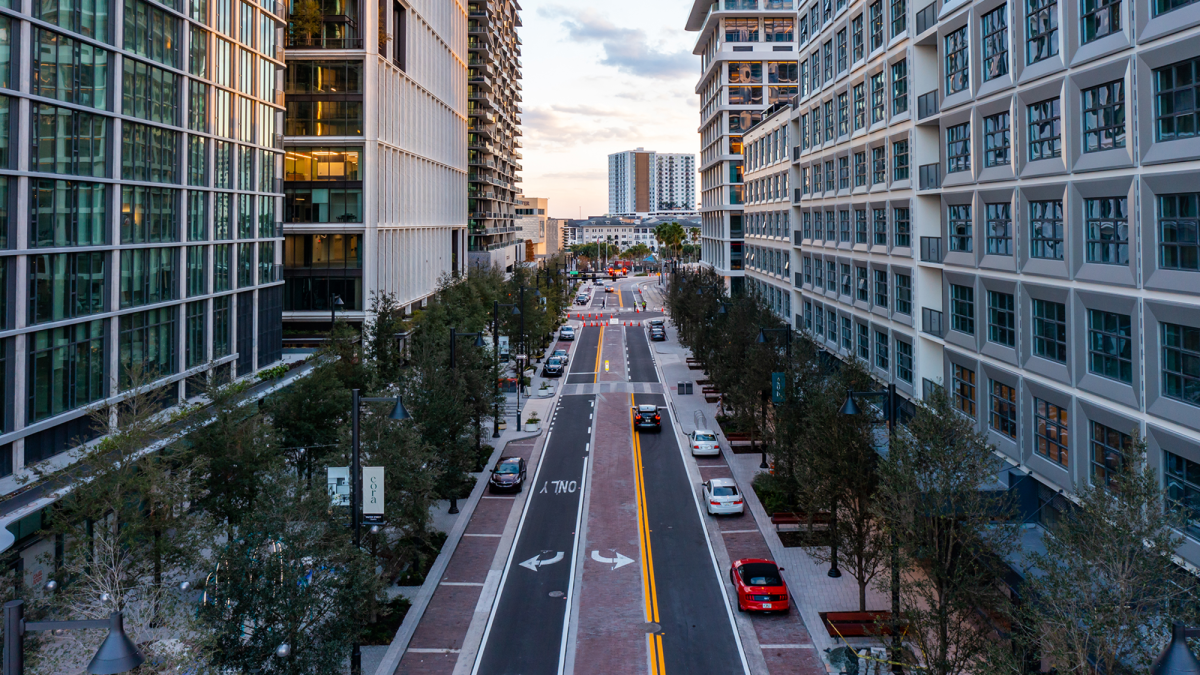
[[590, 550, 634, 570], [519, 551, 565, 572]]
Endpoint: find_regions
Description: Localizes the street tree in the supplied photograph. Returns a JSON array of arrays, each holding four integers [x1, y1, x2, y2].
[[1014, 433, 1200, 673], [875, 388, 1018, 675], [362, 291, 409, 385], [197, 472, 380, 675]]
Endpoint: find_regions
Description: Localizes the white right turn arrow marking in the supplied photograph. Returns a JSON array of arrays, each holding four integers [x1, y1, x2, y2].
[[590, 550, 634, 570]]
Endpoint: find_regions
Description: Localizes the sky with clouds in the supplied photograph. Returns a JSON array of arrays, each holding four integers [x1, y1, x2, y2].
[[519, 0, 699, 219]]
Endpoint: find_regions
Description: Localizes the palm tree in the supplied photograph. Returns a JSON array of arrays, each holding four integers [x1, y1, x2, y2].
[[654, 222, 685, 261]]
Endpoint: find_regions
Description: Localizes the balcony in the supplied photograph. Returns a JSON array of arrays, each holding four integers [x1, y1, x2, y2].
[[794, 188, 802, 204], [917, 91, 939, 120], [915, 1, 939, 34], [793, 145, 801, 161], [918, 163, 941, 191], [920, 236, 943, 263], [921, 308, 944, 338], [794, 272, 803, 289], [285, 35, 364, 49]]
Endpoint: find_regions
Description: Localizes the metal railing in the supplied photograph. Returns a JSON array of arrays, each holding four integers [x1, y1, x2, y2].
[[920, 236, 943, 263], [284, 36, 364, 49], [922, 308, 944, 338], [918, 163, 941, 190], [918, 91, 939, 119]]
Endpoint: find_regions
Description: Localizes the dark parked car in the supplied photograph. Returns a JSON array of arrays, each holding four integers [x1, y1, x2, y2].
[[632, 404, 662, 432], [542, 356, 565, 377], [649, 327, 667, 341], [489, 457, 527, 492]]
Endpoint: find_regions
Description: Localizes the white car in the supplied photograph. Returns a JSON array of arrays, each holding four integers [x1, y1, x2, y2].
[[703, 478, 745, 515], [689, 429, 720, 456]]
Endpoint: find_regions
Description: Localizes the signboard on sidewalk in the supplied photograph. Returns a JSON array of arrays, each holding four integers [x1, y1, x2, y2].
[[363, 466, 385, 524], [771, 372, 786, 403]]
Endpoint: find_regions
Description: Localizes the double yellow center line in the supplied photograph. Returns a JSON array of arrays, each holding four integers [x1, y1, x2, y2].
[[592, 325, 605, 384], [630, 393, 665, 674]]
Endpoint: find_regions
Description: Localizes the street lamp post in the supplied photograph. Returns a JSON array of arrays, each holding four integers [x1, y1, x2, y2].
[[448, 328, 484, 515], [1152, 624, 1200, 675], [840, 384, 902, 675], [347, 389, 409, 675], [755, 326, 793, 470], [3, 600, 143, 675]]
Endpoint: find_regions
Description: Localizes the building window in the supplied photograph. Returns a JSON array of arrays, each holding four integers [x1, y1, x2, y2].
[[122, 122, 180, 183], [841, 263, 851, 295], [983, 202, 1013, 256], [814, 257, 824, 288], [872, 146, 887, 183], [725, 18, 759, 42], [214, 243, 231, 291], [824, 40, 833, 81], [35, 0, 109, 41], [1163, 322, 1200, 406], [981, 5, 1009, 81], [119, 306, 177, 388], [852, 14, 864, 61], [122, 57, 178, 124], [1166, 451, 1200, 538], [841, 316, 853, 352], [874, 270, 888, 307], [764, 18, 794, 41], [893, 206, 911, 247], [838, 93, 849, 136], [28, 252, 106, 324], [1081, 80, 1125, 152], [1034, 398, 1069, 466], [837, 29, 847, 72], [891, 0, 906, 35], [33, 28, 109, 108], [896, 338, 913, 383], [826, 210, 836, 239], [285, 188, 363, 224], [891, 59, 908, 114], [828, 310, 838, 342], [1030, 199, 1064, 260], [1026, 0, 1059, 64], [1159, 193, 1200, 270], [237, 242, 253, 287], [876, 330, 890, 370], [186, 300, 205, 368], [1081, 0, 1120, 42], [874, 208, 887, 245], [814, 305, 824, 337], [855, 152, 867, 187], [803, 256, 812, 284], [1154, 0, 1197, 17], [990, 381, 1017, 438], [857, 322, 870, 360], [856, 266, 868, 302], [856, 210, 868, 243], [187, 246, 205, 296], [1087, 309, 1132, 383], [987, 290, 1016, 347], [894, 273, 911, 314], [950, 283, 975, 335], [31, 104, 108, 177], [27, 320, 107, 422], [124, 0, 180, 68], [853, 84, 866, 130], [1084, 196, 1128, 264], [285, 100, 364, 137], [871, 72, 885, 123], [121, 185, 179, 243], [839, 157, 850, 189], [944, 26, 969, 95], [1028, 98, 1062, 160], [188, 136, 208, 187], [949, 204, 972, 252], [983, 112, 1010, 167], [119, 247, 177, 308], [892, 139, 909, 180], [953, 364, 976, 416], [1032, 299, 1068, 362], [1155, 58, 1200, 142], [30, 180, 107, 247], [946, 122, 970, 174], [840, 210, 851, 241], [870, 1, 884, 50]]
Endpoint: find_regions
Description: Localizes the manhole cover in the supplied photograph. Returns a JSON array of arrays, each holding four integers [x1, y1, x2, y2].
[[548, 591, 564, 598], [641, 622, 661, 634]]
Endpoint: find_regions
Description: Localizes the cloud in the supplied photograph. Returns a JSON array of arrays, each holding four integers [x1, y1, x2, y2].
[[542, 7, 693, 80], [522, 106, 644, 148]]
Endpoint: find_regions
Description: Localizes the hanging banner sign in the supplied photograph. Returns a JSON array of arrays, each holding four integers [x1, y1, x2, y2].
[[327, 467, 350, 507], [363, 467, 385, 523]]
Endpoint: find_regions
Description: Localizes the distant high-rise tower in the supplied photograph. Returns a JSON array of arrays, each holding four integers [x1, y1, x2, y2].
[[608, 149, 696, 218]]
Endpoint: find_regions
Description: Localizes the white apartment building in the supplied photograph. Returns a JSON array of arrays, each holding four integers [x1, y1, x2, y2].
[[283, 0, 469, 326], [686, 0, 798, 294], [787, 0, 1200, 572], [567, 216, 701, 252], [743, 107, 794, 322], [608, 149, 698, 217]]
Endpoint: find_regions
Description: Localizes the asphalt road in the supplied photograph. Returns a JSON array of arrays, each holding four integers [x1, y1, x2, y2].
[[634, 392, 745, 673], [626, 325, 657, 383], [566, 325, 602, 385], [475, 394, 595, 675]]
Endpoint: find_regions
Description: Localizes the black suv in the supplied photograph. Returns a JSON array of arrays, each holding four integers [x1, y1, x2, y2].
[[633, 404, 662, 432], [542, 356, 565, 377]]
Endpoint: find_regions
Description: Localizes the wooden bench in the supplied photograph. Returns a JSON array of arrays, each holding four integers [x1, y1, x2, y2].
[[686, 359, 705, 370], [770, 511, 832, 532], [819, 611, 907, 638]]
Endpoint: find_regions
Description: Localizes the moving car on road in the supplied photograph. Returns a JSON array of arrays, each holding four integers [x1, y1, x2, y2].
[[576, 293, 589, 305], [489, 457, 527, 493], [632, 404, 661, 432], [703, 478, 744, 515], [558, 326, 575, 341], [604, 283, 615, 293], [689, 429, 720, 456], [552, 349, 569, 366], [730, 559, 789, 613], [541, 356, 565, 377]]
